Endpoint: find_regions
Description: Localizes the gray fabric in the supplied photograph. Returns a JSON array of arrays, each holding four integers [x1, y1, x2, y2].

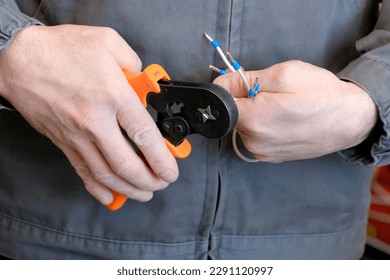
[[338, 0, 390, 165], [0, 0, 41, 50], [0, 0, 387, 259]]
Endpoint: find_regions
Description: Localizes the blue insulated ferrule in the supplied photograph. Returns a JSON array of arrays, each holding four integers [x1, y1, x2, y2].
[[231, 60, 240, 70], [211, 40, 220, 48]]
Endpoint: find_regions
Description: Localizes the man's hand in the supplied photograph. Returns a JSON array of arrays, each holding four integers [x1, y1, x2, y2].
[[214, 60, 378, 162], [0, 25, 178, 205]]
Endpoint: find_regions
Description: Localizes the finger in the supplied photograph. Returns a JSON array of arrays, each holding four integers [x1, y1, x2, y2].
[[233, 90, 280, 133], [98, 27, 142, 72], [96, 29, 179, 183], [214, 72, 249, 98], [76, 130, 164, 196], [114, 88, 179, 183], [59, 145, 113, 205], [61, 131, 156, 203], [214, 65, 290, 98], [234, 96, 261, 130], [80, 143, 155, 201], [88, 116, 171, 190], [62, 144, 154, 204]]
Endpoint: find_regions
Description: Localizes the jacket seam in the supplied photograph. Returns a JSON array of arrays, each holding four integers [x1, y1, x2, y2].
[[210, 219, 367, 240], [362, 55, 390, 71], [0, 211, 207, 247]]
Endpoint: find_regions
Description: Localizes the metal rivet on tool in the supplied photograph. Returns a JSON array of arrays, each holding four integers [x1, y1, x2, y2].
[[175, 124, 184, 133], [162, 122, 172, 133]]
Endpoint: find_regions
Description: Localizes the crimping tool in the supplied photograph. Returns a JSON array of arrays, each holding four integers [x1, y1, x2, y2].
[[0, 64, 238, 211], [108, 64, 238, 210]]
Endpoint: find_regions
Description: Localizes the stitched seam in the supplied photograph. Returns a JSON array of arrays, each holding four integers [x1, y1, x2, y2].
[[210, 219, 366, 240], [0, 211, 207, 247], [361, 55, 390, 72]]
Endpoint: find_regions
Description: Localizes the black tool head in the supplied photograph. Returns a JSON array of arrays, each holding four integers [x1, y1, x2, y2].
[[148, 80, 238, 144]]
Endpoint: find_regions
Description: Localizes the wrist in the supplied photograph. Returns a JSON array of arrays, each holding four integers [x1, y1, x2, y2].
[[0, 25, 44, 100], [341, 80, 378, 148]]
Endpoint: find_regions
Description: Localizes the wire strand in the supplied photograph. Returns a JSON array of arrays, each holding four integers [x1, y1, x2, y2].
[[232, 129, 260, 163], [205, 32, 260, 163]]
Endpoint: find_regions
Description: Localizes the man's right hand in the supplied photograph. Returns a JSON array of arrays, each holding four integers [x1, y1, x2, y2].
[[0, 24, 179, 206]]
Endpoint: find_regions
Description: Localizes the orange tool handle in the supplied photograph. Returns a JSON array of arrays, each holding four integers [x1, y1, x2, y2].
[[106, 64, 192, 211]]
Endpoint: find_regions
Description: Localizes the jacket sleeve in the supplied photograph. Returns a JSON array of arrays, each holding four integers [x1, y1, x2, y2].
[[338, 0, 390, 166], [0, 0, 42, 52], [0, 0, 42, 110]]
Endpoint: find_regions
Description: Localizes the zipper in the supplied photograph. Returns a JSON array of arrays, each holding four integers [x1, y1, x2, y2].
[[206, 0, 235, 258]]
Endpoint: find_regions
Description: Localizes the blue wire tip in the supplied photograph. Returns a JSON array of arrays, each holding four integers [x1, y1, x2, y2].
[[227, 52, 241, 70], [204, 33, 220, 48], [248, 89, 256, 97], [220, 69, 228, 75], [204, 33, 213, 42], [209, 65, 228, 75]]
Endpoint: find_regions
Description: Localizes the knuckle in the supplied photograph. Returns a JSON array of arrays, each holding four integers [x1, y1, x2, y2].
[[111, 158, 140, 180], [73, 111, 109, 139], [77, 117, 106, 142], [78, 116, 96, 133], [111, 157, 132, 174], [93, 27, 123, 50], [99, 27, 120, 41], [276, 60, 304, 81], [277, 63, 294, 79], [130, 125, 159, 148], [58, 103, 101, 138], [91, 170, 115, 185], [74, 165, 92, 179]]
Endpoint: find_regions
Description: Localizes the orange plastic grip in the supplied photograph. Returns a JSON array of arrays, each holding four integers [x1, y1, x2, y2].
[[106, 64, 192, 211], [123, 64, 169, 107]]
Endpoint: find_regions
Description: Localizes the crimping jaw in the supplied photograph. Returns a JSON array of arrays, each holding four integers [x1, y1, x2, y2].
[[150, 80, 238, 147]]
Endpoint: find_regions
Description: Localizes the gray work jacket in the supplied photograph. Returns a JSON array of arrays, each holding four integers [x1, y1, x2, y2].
[[0, 0, 389, 259]]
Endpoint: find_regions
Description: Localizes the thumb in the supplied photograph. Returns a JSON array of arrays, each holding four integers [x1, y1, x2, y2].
[[214, 70, 264, 98], [214, 72, 248, 98]]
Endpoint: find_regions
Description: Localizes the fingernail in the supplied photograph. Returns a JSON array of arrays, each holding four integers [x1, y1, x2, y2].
[[102, 191, 114, 206], [159, 169, 178, 183], [140, 192, 153, 202]]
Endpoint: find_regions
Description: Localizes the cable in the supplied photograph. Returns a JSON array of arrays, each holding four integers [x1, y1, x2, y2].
[[232, 129, 260, 163], [209, 65, 228, 76], [204, 33, 259, 98], [204, 33, 236, 73], [226, 52, 251, 93], [205, 32, 261, 163]]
